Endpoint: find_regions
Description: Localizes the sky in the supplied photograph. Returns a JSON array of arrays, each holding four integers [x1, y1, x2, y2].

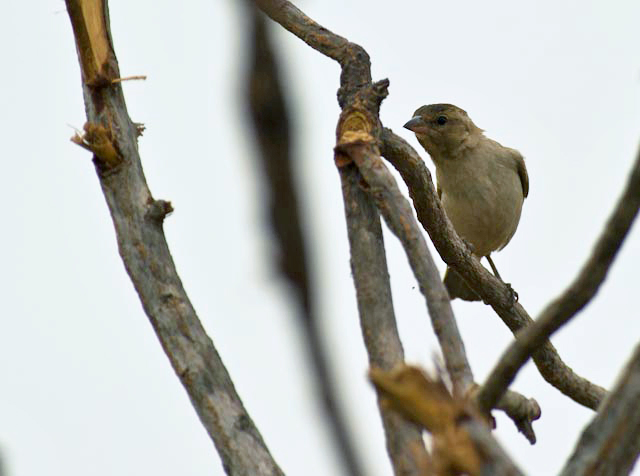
[[1, 0, 640, 475]]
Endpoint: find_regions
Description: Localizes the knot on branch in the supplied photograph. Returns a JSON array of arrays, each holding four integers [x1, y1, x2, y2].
[[349, 79, 389, 118], [372, 78, 390, 104], [146, 199, 174, 224], [133, 122, 146, 137]]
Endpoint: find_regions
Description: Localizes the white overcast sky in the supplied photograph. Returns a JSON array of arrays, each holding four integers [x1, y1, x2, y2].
[[1, 1, 640, 475]]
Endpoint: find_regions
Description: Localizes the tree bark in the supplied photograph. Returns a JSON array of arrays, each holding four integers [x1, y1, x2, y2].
[[66, 2, 283, 474]]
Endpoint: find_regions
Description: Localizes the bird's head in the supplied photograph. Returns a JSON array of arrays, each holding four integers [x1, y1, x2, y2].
[[403, 104, 483, 159]]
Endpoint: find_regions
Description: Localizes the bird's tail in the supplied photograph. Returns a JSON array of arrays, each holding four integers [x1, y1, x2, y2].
[[443, 267, 480, 301]]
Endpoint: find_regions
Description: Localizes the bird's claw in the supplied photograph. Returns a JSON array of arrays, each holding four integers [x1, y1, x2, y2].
[[461, 237, 476, 255], [505, 282, 519, 305]]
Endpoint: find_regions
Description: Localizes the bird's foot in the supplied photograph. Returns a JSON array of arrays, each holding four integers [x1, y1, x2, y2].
[[505, 282, 519, 305], [461, 237, 476, 255]]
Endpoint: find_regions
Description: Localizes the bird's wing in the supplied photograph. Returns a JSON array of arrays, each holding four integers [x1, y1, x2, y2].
[[501, 146, 529, 198], [514, 152, 529, 198], [497, 147, 529, 250]]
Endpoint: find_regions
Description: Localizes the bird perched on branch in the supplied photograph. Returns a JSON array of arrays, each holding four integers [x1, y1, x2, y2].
[[404, 104, 529, 301]]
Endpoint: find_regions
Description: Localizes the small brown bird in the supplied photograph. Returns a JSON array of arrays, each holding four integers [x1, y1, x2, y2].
[[404, 104, 529, 301]]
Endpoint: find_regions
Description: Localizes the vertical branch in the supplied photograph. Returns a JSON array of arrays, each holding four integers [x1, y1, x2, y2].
[[255, 1, 431, 474], [66, 1, 283, 475], [339, 102, 475, 397], [341, 99, 539, 443], [341, 164, 431, 475], [245, 8, 363, 476]]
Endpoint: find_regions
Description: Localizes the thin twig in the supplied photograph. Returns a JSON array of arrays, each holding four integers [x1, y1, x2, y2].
[[477, 145, 640, 413], [246, 8, 363, 476], [380, 128, 607, 411], [111, 74, 147, 83]]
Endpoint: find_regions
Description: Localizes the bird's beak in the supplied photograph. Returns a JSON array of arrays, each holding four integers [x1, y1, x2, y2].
[[403, 116, 427, 133]]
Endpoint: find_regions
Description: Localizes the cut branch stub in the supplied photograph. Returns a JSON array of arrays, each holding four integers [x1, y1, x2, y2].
[[71, 122, 123, 171], [66, 0, 118, 87], [335, 79, 389, 166]]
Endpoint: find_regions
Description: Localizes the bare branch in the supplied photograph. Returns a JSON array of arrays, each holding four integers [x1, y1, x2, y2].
[[495, 390, 541, 444], [255, 1, 430, 473], [66, 1, 283, 474], [380, 128, 607, 411], [370, 365, 524, 476], [246, 8, 362, 476], [338, 113, 541, 443], [258, 0, 542, 446], [341, 166, 431, 475], [560, 342, 640, 476], [477, 145, 640, 413], [254, 0, 372, 106], [336, 101, 473, 397], [254, 0, 349, 62], [259, 0, 475, 409]]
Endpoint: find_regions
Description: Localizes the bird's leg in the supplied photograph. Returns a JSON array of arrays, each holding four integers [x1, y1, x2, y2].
[[486, 254, 519, 303], [486, 254, 502, 280]]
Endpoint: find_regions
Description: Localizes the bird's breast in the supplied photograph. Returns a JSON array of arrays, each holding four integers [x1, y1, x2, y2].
[[437, 156, 524, 257]]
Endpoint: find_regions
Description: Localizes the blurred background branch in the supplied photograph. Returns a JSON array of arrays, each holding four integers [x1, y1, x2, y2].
[[245, 6, 364, 476]]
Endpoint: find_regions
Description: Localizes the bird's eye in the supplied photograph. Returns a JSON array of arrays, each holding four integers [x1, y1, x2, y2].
[[436, 116, 447, 125]]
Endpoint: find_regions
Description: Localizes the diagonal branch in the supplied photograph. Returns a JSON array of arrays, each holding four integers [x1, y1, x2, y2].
[[380, 128, 607, 411], [254, 0, 372, 105], [66, 1, 283, 475], [336, 103, 474, 398], [560, 342, 640, 476], [560, 345, 640, 476], [255, 2, 431, 474], [476, 145, 640, 413], [254, 0, 349, 61], [245, 8, 363, 476]]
